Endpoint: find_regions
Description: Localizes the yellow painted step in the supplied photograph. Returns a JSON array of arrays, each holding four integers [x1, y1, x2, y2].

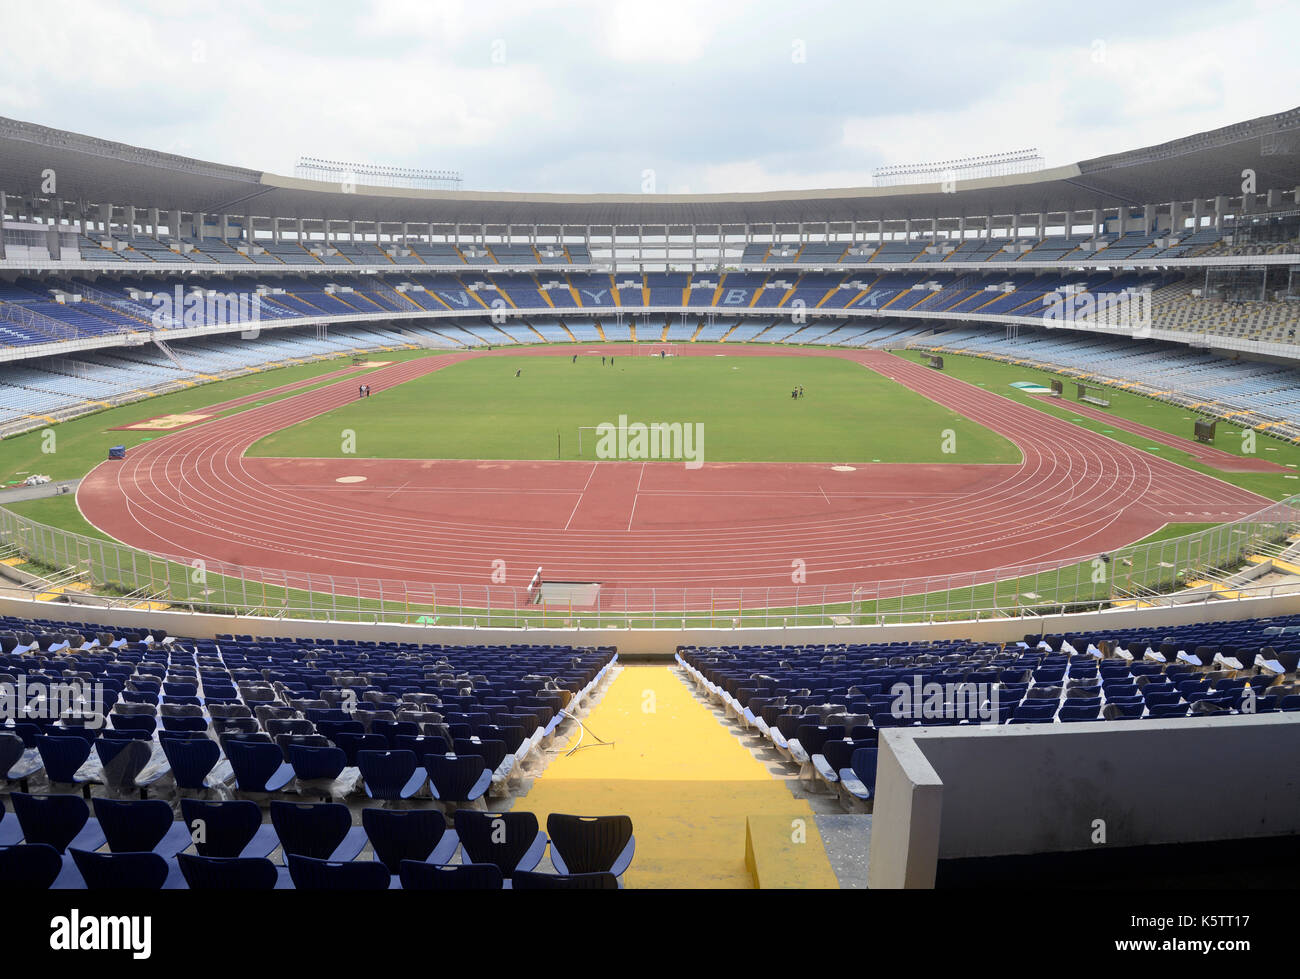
[[745, 814, 839, 888], [521, 665, 835, 888]]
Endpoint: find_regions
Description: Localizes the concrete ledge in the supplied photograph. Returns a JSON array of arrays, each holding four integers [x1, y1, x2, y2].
[[867, 713, 1300, 888], [2, 590, 1299, 654]]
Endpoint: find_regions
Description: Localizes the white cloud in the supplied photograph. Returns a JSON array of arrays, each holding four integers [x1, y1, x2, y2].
[[1, 0, 1296, 192]]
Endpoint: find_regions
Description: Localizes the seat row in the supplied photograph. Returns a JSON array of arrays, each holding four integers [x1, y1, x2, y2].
[[0, 794, 635, 890]]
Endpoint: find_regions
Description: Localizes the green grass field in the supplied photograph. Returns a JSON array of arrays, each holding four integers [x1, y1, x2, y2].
[[248, 354, 1023, 464], [0, 352, 426, 484], [3, 340, 1292, 624]]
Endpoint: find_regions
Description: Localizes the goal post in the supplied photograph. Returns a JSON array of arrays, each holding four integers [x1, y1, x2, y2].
[[576, 425, 638, 456]]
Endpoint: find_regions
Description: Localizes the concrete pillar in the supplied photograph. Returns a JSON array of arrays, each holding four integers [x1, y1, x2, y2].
[[99, 201, 112, 237], [1143, 203, 1155, 234], [0, 191, 6, 260], [1214, 195, 1227, 233]]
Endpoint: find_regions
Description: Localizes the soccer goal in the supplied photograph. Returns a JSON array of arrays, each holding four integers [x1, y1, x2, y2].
[[579, 424, 654, 456]]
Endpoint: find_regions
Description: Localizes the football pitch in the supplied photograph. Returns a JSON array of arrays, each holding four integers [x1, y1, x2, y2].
[[247, 353, 1023, 464]]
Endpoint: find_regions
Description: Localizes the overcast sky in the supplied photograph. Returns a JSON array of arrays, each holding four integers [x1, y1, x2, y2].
[[3, 0, 1297, 193]]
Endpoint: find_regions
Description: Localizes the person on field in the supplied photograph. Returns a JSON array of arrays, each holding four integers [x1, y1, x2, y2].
[[515, 368, 522, 377], [572, 354, 577, 363], [602, 355, 606, 365], [359, 383, 364, 398]]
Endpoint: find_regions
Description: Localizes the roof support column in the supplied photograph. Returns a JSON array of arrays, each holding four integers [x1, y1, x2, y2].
[[0, 191, 6, 260], [1214, 195, 1227, 233]]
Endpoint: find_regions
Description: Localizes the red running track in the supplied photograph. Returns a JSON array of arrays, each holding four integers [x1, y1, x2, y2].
[[77, 345, 1275, 608]]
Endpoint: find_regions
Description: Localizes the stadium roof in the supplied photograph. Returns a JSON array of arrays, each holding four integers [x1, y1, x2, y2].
[[1, 107, 1298, 227]]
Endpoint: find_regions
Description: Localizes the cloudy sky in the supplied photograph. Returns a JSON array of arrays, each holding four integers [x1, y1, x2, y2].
[[3, 0, 1297, 193]]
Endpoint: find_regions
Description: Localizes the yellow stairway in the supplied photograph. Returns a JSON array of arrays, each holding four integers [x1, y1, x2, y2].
[[521, 664, 838, 888]]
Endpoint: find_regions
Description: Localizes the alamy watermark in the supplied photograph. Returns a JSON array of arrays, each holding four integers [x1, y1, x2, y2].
[[1041, 287, 1152, 337], [888, 676, 1000, 724], [149, 286, 263, 337], [0, 677, 109, 729], [593, 414, 705, 469]]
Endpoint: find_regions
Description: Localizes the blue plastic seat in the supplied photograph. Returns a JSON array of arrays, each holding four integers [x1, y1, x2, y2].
[[453, 810, 547, 874], [452, 737, 506, 774], [224, 738, 295, 793], [333, 732, 387, 765], [838, 747, 878, 802], [512, 870, 619, 889], [10, 793, 106, 853], [361, 807, 459, 875], [0, 732, 39, 792], [397, 861, 504, 890], [356, 749, 426, 800], [0, 843, 64, 888], [269, 801, 367, 862], [288, 744, 347, 783], [546, 814, 635, 879], [180, 798, 279, 859], [35, 735, 94, 787], [70, 848, 170, 889], [177, 853, 278, 890], [160, 735, 221, 790], [424, 753, 492, 803], [110, 715, 158, 736], [93, 798, 192, 858], [287, 853, 390, 890], [1058, 702, 1101, 722]]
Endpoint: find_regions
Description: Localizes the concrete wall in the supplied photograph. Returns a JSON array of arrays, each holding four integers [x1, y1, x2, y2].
[[868, 713, 1300, 888], [3, 589, 1299, 655], [5, 590, 1300, 652]]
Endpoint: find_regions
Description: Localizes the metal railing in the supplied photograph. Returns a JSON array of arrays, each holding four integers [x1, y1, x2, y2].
[[2, 496, 1298, 629]]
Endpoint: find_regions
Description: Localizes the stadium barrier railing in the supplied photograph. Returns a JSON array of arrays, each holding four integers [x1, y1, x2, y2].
[[1, 496, 1298, 629]]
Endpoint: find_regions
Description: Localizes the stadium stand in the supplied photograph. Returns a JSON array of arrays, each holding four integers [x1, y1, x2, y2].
[[0, 616, 624, 888]]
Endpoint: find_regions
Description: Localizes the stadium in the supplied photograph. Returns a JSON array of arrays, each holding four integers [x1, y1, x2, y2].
[[0, 6, 1298, 939]]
